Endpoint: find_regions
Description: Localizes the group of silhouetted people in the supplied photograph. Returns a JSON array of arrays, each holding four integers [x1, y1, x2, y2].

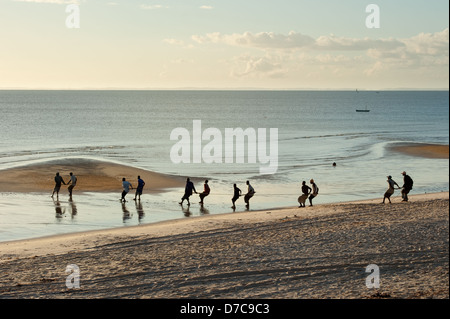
[[178, 178, 320, 210], [178, 178, 256, 210], [51, 169, 414, 209], [230, 181, 255, 209], [51, 172, 146, 203], [121, 176, 146, 203], [297, 179, 319, 207], [382, 171, 414, 204], [51, 172, 77, 200]]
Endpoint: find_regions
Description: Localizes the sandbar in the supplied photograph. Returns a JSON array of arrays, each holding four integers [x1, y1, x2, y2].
[[390, 143, 449, 159], [0, 158, 185, 193]]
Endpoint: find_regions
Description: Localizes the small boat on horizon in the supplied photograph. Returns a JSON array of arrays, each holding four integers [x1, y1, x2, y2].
[[355, 89, 370, 112], [356, 106, 370, 112]]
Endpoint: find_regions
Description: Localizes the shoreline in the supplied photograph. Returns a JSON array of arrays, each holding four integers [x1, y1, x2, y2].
[[0, 191, 447, 298], [1, 142, 448, 195], [0, 144, 448, 246], [1, 191, 446, 250]]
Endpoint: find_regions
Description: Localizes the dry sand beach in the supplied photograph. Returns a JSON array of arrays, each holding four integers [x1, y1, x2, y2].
[[0, 192, 448, 299], [0, 143, 448, 299]]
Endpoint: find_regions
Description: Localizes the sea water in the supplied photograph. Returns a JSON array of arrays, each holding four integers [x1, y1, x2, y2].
[[0, 90, 448, 242]]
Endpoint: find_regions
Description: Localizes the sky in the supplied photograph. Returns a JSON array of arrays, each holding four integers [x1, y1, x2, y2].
[[0, 0, 448, 89]]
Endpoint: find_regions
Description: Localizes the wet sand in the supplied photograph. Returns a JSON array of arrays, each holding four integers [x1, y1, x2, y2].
[[2, 143, 447, 194], [390, 143, 449, 159], [0, 158, 185, 193], [0, 192, 448, 299]]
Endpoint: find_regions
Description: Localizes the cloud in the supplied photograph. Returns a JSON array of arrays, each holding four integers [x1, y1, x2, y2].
[[402, 28, 449, 57], [191, 30, 410, 53], [164, 38, 185, 46], [140, 4, 169, 10], [313, 34, 404, 51], [171, 58, 194, 64], [192, 31, 315, 49], [231, 54, 287, 78], [13, 0, 79, 3], [161, 29, 448, 86], [199, 5, 213, 10], [189, 29, 449, 79], [163, 38, 194, 49], [365, 28, 449, 72]]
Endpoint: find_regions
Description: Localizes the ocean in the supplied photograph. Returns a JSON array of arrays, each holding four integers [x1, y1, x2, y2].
[[0, 90, 448, 242]]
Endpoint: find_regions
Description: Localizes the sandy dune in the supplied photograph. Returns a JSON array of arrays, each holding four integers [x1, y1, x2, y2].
[[0, 158, 184, 193]]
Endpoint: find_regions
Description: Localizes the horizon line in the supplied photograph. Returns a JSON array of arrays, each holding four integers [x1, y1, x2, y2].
[[0, 87, 449, 91]]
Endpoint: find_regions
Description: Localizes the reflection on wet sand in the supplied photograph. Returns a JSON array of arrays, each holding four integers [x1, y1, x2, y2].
[[135, 200, 145, 223], [122, 202, 132, 222], [199, 204, 210, 215], [182, 205, 191, 217], [68, 199, 78, 218], [181, 204, 210, 217], [53, 199, 65, 218], [122, 201, 146, 223], [53, 198, 79, 220]]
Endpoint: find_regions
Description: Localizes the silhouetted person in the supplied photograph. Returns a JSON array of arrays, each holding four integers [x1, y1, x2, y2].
[[67, 172, 77, 199], [199, 180, 210, 205], [121, 178, 133, 203], [133, 175, 145, 201], [382, 175, 400, 204], [244, 180, 255, 209], [179, 178, 197, 206], [298, 181, 311, 207], [51, 172, 66, 198], [401, 171, 414, 202], [231, 183, 242, 209], [308, 179, 319, 206]]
